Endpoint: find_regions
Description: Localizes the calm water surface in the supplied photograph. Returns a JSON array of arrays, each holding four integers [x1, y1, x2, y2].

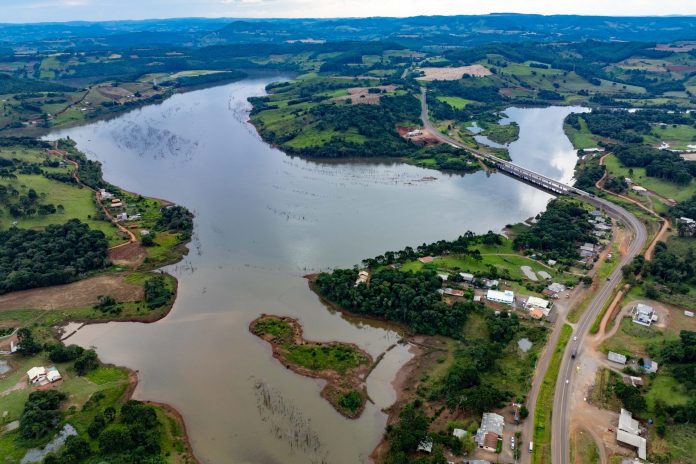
[[48, 79, 583, 464]]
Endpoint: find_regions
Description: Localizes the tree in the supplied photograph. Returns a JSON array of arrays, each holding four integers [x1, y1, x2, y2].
[[74, 349, 98, 375], [520, 405, 529, 419], [19, 390, 66, 439], [16, 327, 41, 355]]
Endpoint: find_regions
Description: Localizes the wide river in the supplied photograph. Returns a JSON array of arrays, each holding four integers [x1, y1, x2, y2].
[[49, 78, 585, 464]]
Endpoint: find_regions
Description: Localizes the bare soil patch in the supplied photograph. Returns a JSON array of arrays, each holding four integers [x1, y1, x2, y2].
[[109, 241, 147, 268], [335, 85, 397, 105], [396, 125, 441, 147], [416, 65, 492, 81], [0, 274, 144, 311], [250, 315, 373, 419]]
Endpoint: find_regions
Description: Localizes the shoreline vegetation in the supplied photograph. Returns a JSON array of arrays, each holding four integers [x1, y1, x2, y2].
[[0, 134, 198, 462], [249, 314, 372, 419], [2, 21, 696, 462]]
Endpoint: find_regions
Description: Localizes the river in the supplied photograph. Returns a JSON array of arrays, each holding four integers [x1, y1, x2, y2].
[[48, 78, 584, 464]]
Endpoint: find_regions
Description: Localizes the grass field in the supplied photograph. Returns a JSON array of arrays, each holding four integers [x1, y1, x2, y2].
[[0, 146, 124, 244], [564, 117, 601, 150], [603, 154, 696, 202], [437, 96, 473, 109], [644, 124, 696, 151], [532, 323, 572, 464]]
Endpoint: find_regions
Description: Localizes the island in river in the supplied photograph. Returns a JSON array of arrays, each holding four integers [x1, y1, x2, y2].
[[250, 315, 372, 418]]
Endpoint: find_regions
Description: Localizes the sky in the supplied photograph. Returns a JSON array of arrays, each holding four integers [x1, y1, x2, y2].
[[2, 0, 696, 23]]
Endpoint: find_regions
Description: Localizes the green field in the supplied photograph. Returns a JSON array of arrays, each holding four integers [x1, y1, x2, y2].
[[604, 154, 696, 202], [437, 96, 473, 109], [644, 124, 696, 151], [565, 117, 601, 150]]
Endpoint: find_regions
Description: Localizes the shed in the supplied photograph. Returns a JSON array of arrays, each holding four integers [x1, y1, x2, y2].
[[608, 351, 627, 366], [486, 290, 514, 305]]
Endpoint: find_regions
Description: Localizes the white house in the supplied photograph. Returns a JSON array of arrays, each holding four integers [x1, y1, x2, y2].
[[27, 366, 47, 384], [486, 290, 514, 305], [632, 303, 657, 327], [46, 367, 62, 383], [459, 272, 475, 283], [608, 351, 627, 366], [524, 296, 550, 310], [617, 409, 646, 460]]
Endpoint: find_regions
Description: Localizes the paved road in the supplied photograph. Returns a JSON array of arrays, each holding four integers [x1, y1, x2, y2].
[[552, 196, 646, 464], [419, 90, 648, 464]]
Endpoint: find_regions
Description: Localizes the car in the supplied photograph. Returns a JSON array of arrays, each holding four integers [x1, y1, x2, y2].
[[565, 379, 569, 384], [573, 336, 577, 341]]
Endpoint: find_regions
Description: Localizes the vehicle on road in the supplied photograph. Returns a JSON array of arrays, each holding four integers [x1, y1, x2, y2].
[[571, 348, 577, 358], [511, 436, 515, 450], [529, 441, 534, 453]]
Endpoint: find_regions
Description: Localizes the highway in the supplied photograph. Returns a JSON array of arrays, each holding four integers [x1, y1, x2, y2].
[[419, 89, 648, 464]]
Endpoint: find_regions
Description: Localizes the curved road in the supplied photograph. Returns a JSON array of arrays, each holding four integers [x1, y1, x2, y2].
[[419, 90, 648, 464]]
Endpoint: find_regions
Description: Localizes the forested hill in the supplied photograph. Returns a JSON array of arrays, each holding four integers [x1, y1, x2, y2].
[[3, 14, 696, 51]]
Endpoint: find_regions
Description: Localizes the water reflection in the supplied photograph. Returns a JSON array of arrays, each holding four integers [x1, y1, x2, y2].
[[47, 78, 580, 463]]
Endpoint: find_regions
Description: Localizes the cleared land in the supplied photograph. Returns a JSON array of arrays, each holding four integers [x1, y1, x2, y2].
[[416, 65, 492, 80]]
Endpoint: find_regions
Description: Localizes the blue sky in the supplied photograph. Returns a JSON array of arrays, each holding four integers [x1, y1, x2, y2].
[[2, 0, 696, 23]]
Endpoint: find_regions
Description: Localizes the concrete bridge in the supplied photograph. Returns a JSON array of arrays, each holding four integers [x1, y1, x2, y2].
[[419, 88, 584, 196]]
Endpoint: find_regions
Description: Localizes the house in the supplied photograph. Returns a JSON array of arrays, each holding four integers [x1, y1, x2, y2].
[[115, 212, 128, 222], [453, 428, 467, 439], [685, 310, 694, 318], [475, 412, 504, 451], [524, 296, 550, 310], [418, 256, 434, 264], [617, 409, 646, 460], [547, 283, 566, 294], [354, 270, 369, 287], [460, 272, 475, 283], [438, 273, 449, 281], [623, 375, 644, 388], [109, 201, 123, 209], [608, 351, 627, 366], [406, 129, 423, 138], [678, 216, 696, 235], [128, 214, 142, 221], [46, 367, 62, 383], [640, 358, 658, 374], [443, 288, 465, 297], [529, 308, 545, 320], [483, 279, 499, 289], [632, 303, 657, 327], [547, 259, 557, 266], [631, 185, 648, 195], [99, 189, 113, 200], [486, 290, 514, 305], [27, 366, 47, 384], [140, 230, 150, 236]]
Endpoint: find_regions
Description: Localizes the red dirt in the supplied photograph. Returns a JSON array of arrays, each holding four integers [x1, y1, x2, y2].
[[396, 125, 441, 147], [108, 241, 147, 268]]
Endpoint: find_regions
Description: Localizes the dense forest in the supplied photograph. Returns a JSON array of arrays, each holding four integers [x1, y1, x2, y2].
[[613, 145, 696, 185], [513, 198, 595, 260], [0, 219, 109, 294], [314, 268, 473, 336], [568, 109, 694, 144]]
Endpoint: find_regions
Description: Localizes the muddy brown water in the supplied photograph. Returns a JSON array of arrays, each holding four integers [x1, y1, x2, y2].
[[47, 78, 583, 464]]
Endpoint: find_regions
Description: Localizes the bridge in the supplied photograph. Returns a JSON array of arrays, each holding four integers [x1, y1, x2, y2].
[[419, 88, 581, 196], [420, 89, 648, 464]]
